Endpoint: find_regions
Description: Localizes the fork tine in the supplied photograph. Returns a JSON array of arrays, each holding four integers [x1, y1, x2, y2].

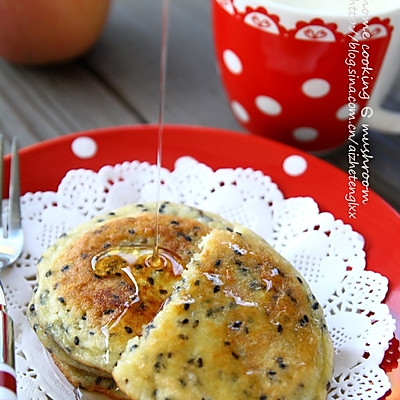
[[8, 137, 21, 232], [0, 135, 3, 231]]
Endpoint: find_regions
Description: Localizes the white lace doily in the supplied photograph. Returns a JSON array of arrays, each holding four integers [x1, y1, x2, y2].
[[2, 156, 395, 400]]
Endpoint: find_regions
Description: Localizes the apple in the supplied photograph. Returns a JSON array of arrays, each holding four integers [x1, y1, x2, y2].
[[0, 0, 111, 65]]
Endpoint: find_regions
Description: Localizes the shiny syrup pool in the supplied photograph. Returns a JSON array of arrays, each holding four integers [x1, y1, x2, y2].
[[91, 245, 184, 365], [91, 245, 184, 278]]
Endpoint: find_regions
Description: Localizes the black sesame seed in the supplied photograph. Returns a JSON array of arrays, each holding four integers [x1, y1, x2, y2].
[[312, 302, 320, 310], [297, 276, 303, 284], [154, 361, 162, 372], [58, 297, 65, 304], [178, 333, 189, 340], [184, 303, 190, 310], [61, 265, 70, 272], [260, 396, 268, 400], [299, 315, 309, 326], [104, 309, 114, 315], [103, 243, 112, 249], [268, 370, 276, 377], [147, 277, 155, 285], [45, 270, 52, 277], [193, 320, 199, 328], [159, 289, 168, 295], [213, 285, 221, 293], [276, 357, 286, 369], [215, 259, 222, 267], [177, 232, 192, 242], [232, 352, 240, 359], [125, 326, 133, 334], [181, 318, 189, 324], [231, 321, 242, 329], [29, 304, 35, 312], [197, 357, 203, 367], [194, 280, 200, 286], [277, 324, 283, 334], [128, 229, 136, 234], [170, 220, 180, 225], [74, 336, 80, 345]]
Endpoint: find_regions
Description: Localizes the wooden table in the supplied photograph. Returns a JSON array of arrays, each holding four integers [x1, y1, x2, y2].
[[0, 0, 399, 212]]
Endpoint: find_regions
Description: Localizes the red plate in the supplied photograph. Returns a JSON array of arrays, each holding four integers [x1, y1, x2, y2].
[[4, 125, 400, 398]]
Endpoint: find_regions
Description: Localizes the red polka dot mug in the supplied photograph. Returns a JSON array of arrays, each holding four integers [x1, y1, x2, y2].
[[212, 0, 400, 153]]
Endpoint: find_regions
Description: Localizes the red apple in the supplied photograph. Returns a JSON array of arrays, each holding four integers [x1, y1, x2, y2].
[[0, 0, 111, 65]]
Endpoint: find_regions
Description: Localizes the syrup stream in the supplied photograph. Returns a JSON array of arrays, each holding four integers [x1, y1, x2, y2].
[[152, 0, 170, 266], [74, 2, 171, 398]]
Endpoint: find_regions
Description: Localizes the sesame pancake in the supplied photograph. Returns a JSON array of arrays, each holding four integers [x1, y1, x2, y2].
[[113, 227, 334, 400], [29, 313, 129, 399], [28, 202, 235, 384]]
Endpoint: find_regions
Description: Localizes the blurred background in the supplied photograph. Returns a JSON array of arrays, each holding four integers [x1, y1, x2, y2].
[[0, 0, 399, 210]]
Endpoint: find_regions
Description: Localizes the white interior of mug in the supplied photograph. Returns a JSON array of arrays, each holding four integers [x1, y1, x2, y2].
[[233, 0, 400, 19]]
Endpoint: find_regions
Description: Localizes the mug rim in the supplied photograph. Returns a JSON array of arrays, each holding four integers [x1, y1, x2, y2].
[[231, 0, 400, 19]]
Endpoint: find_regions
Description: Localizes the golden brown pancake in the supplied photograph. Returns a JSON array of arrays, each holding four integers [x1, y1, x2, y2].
[[28, 201, 333, 399], [113, 227, 333, 400], [28, 202, 235, 393]]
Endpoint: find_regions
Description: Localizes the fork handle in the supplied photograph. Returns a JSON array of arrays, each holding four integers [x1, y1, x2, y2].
[[0, 308, 16, 399], [0, 363, 16, 399]]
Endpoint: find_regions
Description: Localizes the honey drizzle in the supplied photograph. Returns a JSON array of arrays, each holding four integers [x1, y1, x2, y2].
[[84, 0, 173, 375], [152, 0, 170, 267], [91, 245, 184, 364]]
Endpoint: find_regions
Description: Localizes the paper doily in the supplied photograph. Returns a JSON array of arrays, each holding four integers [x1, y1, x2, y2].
[[2, 156, 395, 400]]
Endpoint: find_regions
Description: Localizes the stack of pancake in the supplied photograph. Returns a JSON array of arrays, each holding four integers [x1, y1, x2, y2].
[[28, 202, 333, 400]]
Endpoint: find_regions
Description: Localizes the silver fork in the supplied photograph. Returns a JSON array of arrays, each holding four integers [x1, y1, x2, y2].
[[0, 136, 23, 267], [0, 136, 23, 398]]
